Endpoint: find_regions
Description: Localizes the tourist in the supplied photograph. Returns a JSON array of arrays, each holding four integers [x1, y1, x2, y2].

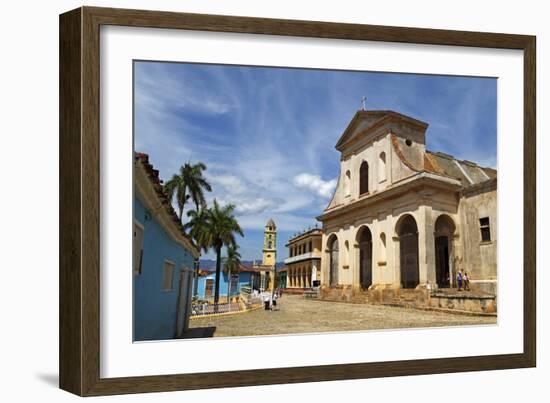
[[464, 272, 471, 291], [272, 293, 278, 310], [263, 292, 271, 310], [456, 270, 463, 291]]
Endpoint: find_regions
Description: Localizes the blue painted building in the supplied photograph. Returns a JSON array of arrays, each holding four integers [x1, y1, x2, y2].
[[194, 268, 257, 300], [133, 153, 200, 341]]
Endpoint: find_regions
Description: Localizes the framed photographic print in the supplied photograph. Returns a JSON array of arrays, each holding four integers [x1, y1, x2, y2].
[[59, 6, 536, 396]]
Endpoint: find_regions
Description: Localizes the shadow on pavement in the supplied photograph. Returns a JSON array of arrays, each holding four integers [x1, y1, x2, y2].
[[179, 326, 216, 339]]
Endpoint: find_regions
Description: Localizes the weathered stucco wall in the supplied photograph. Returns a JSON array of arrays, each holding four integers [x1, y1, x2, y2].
[[457, 182, 497, 293], [319, 110, 497, 297], [320, 189, 460, 292]]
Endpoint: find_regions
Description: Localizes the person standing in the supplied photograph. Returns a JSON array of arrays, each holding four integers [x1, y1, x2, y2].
[[271, 292, 278, 311], [456, 270, 463, 291], [463, 272, 471, 291], [263, 292, 271, 310]]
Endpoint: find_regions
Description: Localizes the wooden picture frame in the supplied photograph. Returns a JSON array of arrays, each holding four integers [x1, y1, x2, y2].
[[59, 6, 536, 396]]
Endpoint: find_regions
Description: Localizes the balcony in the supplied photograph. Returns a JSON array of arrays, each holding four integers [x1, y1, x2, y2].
[[284, 251, 321, 265]]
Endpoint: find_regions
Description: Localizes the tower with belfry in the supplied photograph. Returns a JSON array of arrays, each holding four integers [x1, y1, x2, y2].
[[253, 218, 278, 290], [262, 218, 277, 266]]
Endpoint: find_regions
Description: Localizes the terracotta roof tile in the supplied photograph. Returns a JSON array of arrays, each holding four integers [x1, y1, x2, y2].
[[135, 152, 199, 253]]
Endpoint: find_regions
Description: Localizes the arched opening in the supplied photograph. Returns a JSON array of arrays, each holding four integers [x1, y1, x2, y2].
[[344, 170, 351, 196], [434, 214, 456, 288], [328, 235, 339, 287], [396, 215, 419, 289], [357, 226, 373, 289], [378, 152, 386, 182], [360, 161, 369, 195]]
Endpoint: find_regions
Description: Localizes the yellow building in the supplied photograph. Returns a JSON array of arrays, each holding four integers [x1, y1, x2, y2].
[[284, 228, 323, 292], [262, 218, 277, 266], [253, 219, 278, 290]]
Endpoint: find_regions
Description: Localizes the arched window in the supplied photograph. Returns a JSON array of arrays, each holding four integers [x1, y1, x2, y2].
[[360, 161, 369, 195], [344, 170, 351, 196], [379, 152, 386, 182]]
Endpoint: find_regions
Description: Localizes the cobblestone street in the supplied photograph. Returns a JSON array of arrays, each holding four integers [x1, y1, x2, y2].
[[189, 294, 496, 337]]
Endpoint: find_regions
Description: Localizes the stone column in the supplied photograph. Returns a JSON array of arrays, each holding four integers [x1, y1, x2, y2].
[[320, 234, 327, 287], [418, 204, 436, 286], [450, 233, 460, 288], [392, 215, 401, 288]]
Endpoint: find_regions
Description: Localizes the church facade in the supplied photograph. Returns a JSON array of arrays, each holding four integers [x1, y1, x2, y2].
[[317, 110, 497, 297]]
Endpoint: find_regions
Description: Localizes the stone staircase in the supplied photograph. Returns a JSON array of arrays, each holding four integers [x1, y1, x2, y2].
[[318, 284, 496, 315], [320, 286, 428, 307]]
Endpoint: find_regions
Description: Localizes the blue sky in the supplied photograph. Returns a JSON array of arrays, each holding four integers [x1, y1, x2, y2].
[[134, 61, 496, 261]]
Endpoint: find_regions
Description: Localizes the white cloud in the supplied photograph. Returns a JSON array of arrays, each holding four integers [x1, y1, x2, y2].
[[293, 173, 337, 198], [234, 198, 274, 215], [135, 63, 234, 117], [208, 174, 247, 195]]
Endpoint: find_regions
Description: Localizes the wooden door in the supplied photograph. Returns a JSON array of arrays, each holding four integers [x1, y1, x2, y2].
[[435, 236, 450, 287], [400, 232, 419, 288]]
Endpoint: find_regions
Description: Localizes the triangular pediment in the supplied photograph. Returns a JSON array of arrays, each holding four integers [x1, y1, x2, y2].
[[335, 110, 428, 152]]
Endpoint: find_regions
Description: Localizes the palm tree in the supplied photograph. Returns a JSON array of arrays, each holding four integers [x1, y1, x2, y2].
[[224, 244, 242, 304], [185, 200, 243, 310], [185, 207, 211, 253], [185, 207, 211, 296], [164, 162, 212, 222]]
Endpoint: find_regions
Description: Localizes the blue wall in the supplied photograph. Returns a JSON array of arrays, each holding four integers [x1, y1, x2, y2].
[[195, 271, 253, 299], [133, 197, 196, 341]]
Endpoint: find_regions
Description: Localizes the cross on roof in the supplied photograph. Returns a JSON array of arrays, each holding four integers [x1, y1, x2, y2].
[[361, 96, 367, 111]]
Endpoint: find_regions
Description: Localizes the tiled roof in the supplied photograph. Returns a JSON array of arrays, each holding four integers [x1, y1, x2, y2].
[[389, 133, 496, 188], [238, 264, 261, 273], [135, 152, 199, 254], [425, 151, 496, 188]]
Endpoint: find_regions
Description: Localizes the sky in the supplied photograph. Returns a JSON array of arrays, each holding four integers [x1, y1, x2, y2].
[[134, 61, 497, 261]]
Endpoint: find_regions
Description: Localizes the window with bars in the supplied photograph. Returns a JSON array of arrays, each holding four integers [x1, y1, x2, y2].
[[479, 217, 491, 242]]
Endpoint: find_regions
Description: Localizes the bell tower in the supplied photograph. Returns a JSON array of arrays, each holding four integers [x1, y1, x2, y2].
[[262, 218, 277, 266]]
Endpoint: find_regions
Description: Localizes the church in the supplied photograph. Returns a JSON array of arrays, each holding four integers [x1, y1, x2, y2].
[[316, 109, 497, 302]]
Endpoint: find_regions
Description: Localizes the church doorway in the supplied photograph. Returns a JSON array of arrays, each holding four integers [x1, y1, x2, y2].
[[328, 235, 339, 287], [434, 215, 456, 288], [397, 215, 419, 289], [357, 226, 373, 289]]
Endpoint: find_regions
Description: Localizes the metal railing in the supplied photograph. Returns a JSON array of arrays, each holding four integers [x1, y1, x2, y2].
[[191, 301, 242, 316]]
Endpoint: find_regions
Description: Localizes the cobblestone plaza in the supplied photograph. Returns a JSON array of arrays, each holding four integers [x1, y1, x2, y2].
[[189, 295, 496, 338]]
